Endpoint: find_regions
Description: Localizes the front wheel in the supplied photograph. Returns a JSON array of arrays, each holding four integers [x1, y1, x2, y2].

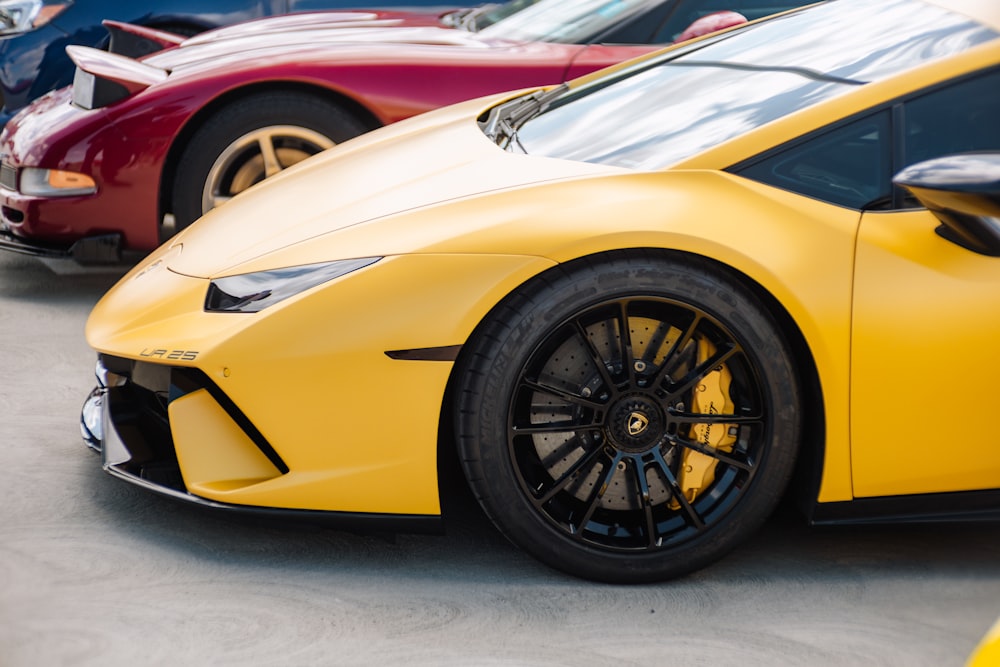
[[170, 92, 369, 231], [454, 252, 801, 583]]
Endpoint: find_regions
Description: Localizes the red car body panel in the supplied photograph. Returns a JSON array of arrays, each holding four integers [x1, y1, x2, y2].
[[0, 11, 662, 252]]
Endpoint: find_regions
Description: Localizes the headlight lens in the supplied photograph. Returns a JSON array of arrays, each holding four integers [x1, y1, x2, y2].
[[0, 0, 72, 36], [19, 167, 97, 197], [205, 257, 381, 313]]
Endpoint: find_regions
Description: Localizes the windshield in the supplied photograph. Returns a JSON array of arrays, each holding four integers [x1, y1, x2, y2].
[[472, 0, 660, 43], [510, 0, 998, 169]]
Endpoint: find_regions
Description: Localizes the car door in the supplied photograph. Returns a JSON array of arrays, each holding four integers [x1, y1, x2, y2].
[[851, 67, 1000, 498], [732, 65, 1000, 501]]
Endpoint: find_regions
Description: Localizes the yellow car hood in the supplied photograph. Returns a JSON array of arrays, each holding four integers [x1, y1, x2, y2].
[[165, 95, 620, 279]]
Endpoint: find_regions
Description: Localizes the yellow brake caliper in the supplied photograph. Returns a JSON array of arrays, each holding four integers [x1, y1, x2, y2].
[[670, 337, 736, 507]]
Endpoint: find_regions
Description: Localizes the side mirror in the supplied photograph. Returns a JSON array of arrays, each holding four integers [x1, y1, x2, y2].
[[893, 152, 1000, 256]]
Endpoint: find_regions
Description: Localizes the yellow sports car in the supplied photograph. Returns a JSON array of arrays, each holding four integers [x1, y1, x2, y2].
[[81, 0, 1000, 583], [968, 618, 1000, 667]]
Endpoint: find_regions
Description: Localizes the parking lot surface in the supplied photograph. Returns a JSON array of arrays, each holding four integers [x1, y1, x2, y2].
[[1, 251, 998, 666]]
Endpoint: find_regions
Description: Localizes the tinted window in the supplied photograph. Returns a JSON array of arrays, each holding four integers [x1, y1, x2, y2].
[[738, 113, 891, 209], [735, 68, 1000, 209], [903, 69, 1000, 166]]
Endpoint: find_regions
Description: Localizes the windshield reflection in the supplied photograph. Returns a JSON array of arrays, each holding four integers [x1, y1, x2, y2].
[[514, 0, 998, 169], [695, 0, 996, 83], [519, 65, 846, 169], [478, 0, 659, 43]]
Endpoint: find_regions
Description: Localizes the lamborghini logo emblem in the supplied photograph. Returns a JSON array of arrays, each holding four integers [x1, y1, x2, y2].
[[628, 412, 649, 436]]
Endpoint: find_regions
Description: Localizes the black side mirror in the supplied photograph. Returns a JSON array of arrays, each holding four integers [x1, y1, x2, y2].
[[893, 152, 1000, 256]]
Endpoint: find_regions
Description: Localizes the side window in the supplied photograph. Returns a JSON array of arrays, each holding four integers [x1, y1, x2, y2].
[[901, 68, 1000, 167], [735, 112, 892, 209], [731, 67, 1000, 210]]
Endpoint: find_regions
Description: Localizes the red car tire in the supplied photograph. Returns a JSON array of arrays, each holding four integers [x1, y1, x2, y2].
[[171, 91, 370, 229]]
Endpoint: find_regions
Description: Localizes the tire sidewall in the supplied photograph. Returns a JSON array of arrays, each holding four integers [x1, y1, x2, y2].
[[171, 93, 367, 230]]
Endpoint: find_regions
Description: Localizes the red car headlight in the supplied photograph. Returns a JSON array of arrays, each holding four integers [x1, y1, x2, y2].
[[19, 167, 96, 197]]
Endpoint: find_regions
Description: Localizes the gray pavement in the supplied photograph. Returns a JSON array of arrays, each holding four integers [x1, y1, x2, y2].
[[1, 250, 998, 666]]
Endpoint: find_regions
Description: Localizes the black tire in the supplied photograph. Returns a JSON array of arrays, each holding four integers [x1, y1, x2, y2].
[[171, 91, 369, 230], [454, 251, 801, 583]]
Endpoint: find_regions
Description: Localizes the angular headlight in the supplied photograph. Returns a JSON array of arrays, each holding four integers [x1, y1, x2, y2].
[[19, 167, 96, 197], [0, 0, 72, 36], [205, 257, 381, 313]]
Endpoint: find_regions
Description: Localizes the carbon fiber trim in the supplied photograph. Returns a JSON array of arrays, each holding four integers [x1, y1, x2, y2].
[[810, 489, 1000, 525], [101, 459, 442, 533], [385, 344, 462, 361], [0, 230, 73, 259]]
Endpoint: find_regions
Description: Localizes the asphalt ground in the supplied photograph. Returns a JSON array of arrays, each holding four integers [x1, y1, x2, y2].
[[1, 250, 999, 666]]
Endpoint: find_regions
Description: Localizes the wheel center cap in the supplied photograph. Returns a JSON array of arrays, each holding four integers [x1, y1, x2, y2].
[[607, 395, 665, 452], [627, 411, 650, 436]]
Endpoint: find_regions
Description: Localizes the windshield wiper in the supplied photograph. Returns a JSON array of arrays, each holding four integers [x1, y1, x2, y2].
[[458, 6, 485, 31], [479, 83, 569, 149]]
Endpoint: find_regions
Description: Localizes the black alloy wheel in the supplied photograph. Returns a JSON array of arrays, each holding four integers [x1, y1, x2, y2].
[[455, 251, 801, 583]]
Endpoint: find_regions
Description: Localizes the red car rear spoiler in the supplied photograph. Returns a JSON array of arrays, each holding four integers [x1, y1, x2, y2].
[[103, 20, 186, 58], [65, 45, 168, 109]]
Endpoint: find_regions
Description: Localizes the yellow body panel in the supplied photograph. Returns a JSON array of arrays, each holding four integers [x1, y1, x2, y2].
[[170, 389, 282, 493], [90, 167, 863, 508], [89, 252, 554, 513], [852, 210, 1000, 496], [967, 617, 1000, 667], [85, 2, 1000, 517]]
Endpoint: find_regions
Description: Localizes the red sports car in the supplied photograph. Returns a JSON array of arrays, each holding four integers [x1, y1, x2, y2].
[[0, 0, 803, 263]]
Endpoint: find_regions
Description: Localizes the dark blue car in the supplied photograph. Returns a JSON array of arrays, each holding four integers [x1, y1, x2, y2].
[[0, 0, 474, 127]]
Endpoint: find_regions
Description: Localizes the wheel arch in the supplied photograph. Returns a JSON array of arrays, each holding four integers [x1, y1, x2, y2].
[[435, 246, 827, 522], [158, 82, 383, 223]]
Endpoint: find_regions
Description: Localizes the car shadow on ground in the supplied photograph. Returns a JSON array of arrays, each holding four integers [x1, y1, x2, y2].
[[18, 246, 996, 589], [0, 253, 133, 305], [79, 452, 1000, 588]]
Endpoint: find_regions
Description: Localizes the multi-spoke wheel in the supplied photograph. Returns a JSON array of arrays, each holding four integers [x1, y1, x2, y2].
[[455, 252, 800, 583], [170, 92, 369, 231], [199, 125, 335, 213]]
